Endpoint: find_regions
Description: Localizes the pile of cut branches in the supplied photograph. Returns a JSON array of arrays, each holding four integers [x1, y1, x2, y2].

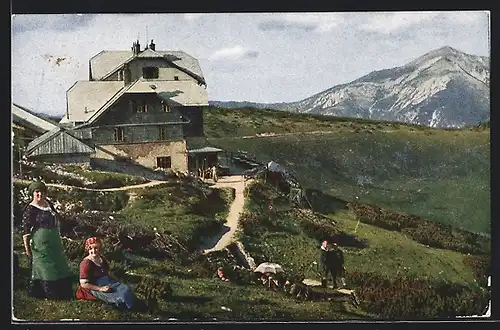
[[60, 212, 189, 262]]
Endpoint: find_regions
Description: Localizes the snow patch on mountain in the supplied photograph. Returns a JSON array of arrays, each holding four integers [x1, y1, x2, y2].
[[211, 46, 489, 128], [282, 46, 490, 128]]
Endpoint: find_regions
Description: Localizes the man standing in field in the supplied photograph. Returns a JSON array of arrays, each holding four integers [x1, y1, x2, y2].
[[319, 239, 345, 288], [330, 242, 346, 288]]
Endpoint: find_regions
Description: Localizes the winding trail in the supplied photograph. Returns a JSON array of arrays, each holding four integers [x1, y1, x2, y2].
[[215, 128, 412, 141], [13, 178, 167, 191], [201, 175, 249, 254], [15, 175, 251, 252]]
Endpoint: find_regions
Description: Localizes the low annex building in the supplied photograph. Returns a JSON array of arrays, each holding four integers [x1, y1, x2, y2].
[[12, 103, 59, 145]]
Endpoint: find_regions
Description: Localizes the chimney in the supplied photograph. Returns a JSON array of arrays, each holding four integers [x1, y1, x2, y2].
[[132, 40, 141, 56], [123, 64, 131, 85], [149, 39, 155, 51]]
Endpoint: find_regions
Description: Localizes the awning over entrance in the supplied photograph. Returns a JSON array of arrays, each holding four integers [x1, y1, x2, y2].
[[187, 146, 223, 154], [187, 146, 224, 170]]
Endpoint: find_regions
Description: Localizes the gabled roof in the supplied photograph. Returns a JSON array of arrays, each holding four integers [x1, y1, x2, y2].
[[12, 103, 59, 134], [136, 48, 165, 58], [65, 79, 208, 127], [74, 80, 140, 127], [61, 81, 125, 124], [90, 49, 206, 84], [26, 127, 95, 157], [125, 80, 209, 106]]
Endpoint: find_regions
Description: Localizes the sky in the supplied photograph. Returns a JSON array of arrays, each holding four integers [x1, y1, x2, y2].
[[11, 11, 490, 116]]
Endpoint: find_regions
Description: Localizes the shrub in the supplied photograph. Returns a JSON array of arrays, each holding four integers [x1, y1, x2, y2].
[[134, 276, 173, 312], [464, 254, 491, 288], [298, 216, 369, 249], [80, 191, 129, 212], [347, 270, 490, 318], [239, 212, 265, 236], [62, 239, 86, 260], [347, 202, 490, 255]]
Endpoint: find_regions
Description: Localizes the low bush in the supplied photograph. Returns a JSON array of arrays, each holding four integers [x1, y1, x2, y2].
[[464, 254, 491, 287], [238, 212, 267, 237], [84, 172, 149, 189], [79, 191, 130, 212], [298, 215, 369, 249], [347, 202, 489, 255], [347, 270, 490, 318], [62, 239, 86, 260], [134, 276, 173, 312]]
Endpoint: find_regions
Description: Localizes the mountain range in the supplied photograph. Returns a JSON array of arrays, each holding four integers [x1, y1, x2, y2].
[[210, 46, 490, 128]]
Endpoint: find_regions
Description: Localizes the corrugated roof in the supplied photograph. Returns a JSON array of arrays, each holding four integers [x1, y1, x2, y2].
[[63, 81, 124, 123], [27, 127, 62, 152], [90, 50, 205, 83], [126, 80, 209, 106], [26, 127, 95, 157], [12, 103, 59, 133]]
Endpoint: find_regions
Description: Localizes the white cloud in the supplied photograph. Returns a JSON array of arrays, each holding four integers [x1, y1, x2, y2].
[[356, 12, 440, 34], [259, 12, 343, 33], [209, 45, 259, 61], [11, 12, 490, 112]]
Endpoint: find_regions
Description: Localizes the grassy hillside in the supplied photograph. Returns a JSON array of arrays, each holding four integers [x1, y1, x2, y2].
[[12, 107, 490, 320], [12, 161, 490, 320], [236, 181, 490, 318], [203, 106, 490, 234], [12, 174, 372, 321]]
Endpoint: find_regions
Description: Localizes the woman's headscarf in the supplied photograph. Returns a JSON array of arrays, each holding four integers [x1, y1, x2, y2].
[[85, 237, 101, 250], [28, 181, 47, 197]]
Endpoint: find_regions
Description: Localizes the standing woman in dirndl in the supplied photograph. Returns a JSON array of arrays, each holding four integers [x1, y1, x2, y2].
[[21, 181, 73, 300]]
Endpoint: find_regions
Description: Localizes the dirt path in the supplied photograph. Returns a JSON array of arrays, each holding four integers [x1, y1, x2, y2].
[[202, 175, 250, 253], [224, 128, 406, 140], [12, 178, 167, 192]]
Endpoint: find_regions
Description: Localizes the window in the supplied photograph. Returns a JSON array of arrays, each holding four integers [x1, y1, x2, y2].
[[131, 100, 147, 113], [156, 156, 171, 169], [114, 127, 124, 142], [158, 126, 168, 141], [142, 67, 159, 79], [174, 76, 179, 81], [162, 102, 170, 112]]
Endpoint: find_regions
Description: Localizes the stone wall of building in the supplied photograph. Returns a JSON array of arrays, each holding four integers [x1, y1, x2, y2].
[[92, 140, 187, 172]]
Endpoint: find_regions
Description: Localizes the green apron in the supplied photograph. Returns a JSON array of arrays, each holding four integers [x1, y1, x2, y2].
[[30, 227, 71, 281]]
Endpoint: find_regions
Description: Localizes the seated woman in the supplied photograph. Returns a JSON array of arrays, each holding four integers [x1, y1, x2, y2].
[[76, 237, 135, 310]]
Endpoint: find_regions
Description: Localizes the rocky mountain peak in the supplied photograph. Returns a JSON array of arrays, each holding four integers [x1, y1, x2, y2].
[[211, 46, 490, 128]]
